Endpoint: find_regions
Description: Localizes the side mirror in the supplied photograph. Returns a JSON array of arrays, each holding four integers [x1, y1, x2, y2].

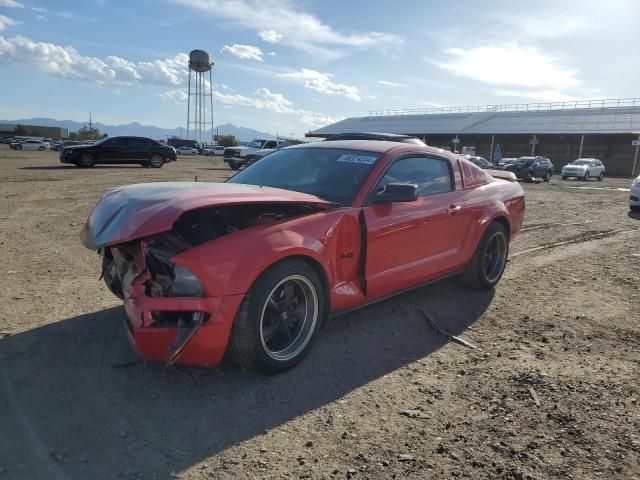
[[373, 183, 419, 203]]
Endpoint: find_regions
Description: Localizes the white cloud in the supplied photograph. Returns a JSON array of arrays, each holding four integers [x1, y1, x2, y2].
[[0, 15, 17, 31], [161, 89, 188, 103], [297, 110, 342, 128], [30, 6, 47, 13], [279, 68, 361, 101], [169, 0, 403, 60], [0, 0, 23, 7], [495, 89, 579, 103], [0, 35, 189, 86], [163, 86, 293, 113], [378, 80, 407, 87], [259, 29, 282, 43], [493, 13, 592, 39], [161, 84, 338, 128], [220, 44, 263, 61], [136, 53, 189, 86], [433, 44, 580, 90], [267, 51, 276, 57]]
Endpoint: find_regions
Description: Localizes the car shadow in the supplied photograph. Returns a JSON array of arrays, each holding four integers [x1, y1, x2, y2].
[[18, 165, 154, 170], [627, 210, 640, 220], [0, 278, 493, 479]]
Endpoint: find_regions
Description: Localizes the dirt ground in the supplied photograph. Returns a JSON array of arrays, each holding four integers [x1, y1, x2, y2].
[[0, 146, 638, 480]]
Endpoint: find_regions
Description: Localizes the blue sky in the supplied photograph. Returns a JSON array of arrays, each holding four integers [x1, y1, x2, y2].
[[0, 0, 638, 136]]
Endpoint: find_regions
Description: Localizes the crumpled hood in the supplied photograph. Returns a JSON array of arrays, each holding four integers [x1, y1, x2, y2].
[[80, 182, 330, 250]]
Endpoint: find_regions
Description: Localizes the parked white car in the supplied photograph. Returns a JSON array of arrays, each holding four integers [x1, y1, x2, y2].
[[630, 176, 640, 212], [13, 139, 50, 151], [203, 145, 225, 156], [176, 146, 198, 155], [561, 158, 605, 181]]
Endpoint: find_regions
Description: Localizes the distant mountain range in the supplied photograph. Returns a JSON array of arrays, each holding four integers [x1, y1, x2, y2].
[[0, 118, 276, 142]]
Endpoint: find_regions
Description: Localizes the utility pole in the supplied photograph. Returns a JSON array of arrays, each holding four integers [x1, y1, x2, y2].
[[632, 135, 640, 177]]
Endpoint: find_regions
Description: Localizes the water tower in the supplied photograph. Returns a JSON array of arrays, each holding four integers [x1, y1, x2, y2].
[[186, 49, 214, 145]]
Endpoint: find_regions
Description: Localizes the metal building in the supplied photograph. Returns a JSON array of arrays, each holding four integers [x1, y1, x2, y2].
[[307, 98, 640, 176]]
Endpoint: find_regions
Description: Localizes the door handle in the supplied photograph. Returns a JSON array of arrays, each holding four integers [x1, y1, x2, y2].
[[447, 204, 462, 216]]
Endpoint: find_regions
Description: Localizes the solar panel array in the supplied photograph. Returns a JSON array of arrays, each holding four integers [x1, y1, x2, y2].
[[310, 106, 640, 136]]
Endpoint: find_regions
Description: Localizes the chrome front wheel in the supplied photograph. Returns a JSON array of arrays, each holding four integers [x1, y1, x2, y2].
[[260, 275, 318, 362]]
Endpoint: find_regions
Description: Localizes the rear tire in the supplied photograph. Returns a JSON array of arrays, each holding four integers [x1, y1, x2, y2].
[[583, 172, 590, 181], [462, 222, 509, 290], [15, 145, 22, 150], [147, 154, 164, 168], [228, 259, 325, 373], [562, 176, 567, 180], [38, 146, 45, 151]]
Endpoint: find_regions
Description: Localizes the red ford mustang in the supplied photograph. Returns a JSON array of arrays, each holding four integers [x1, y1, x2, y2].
[[81, 140, 525, 372]]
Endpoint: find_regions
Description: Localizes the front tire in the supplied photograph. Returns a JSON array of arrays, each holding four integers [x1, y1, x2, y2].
[[562, 176, 568, 180], [543, 171, 551, 182], [463, 222, 509, 290], [102, 252, 123, 300], [228, 260, 325, 373], [597, 172, 604, 181], [78, 152, 95, 168], [583, 171, 590, 181], [38, 146, 45, 151]]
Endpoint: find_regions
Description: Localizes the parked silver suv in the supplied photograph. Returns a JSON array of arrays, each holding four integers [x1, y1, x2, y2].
[[561, 158, 605, 181]]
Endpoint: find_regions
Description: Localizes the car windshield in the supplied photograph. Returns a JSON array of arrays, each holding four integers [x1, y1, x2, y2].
[[246, 140, 265, 148], [91, 137, 110, 146], [227, 147, 381, 205], [571, 160, 592, 165]]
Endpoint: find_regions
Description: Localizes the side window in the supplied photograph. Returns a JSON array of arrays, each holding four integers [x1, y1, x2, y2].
[[376, 157, 452, 197], [129, 138, 149, 149], [264, 141, 277, 149], [107, 138, 128, 148]]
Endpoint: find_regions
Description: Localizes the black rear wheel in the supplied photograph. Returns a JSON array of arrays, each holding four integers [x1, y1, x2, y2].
[[147, 154, 164, 168]]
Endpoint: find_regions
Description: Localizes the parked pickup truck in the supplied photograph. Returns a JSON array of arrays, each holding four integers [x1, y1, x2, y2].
[[223, 139, 280, 170], [59, 136, 177, 168]]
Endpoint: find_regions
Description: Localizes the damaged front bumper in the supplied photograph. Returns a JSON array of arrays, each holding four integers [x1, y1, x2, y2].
[[123, 274, 244, 367]]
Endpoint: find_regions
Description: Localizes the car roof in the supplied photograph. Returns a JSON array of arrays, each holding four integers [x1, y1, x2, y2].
[[285, 139, 455, 158], [323, 132, 425, 145]]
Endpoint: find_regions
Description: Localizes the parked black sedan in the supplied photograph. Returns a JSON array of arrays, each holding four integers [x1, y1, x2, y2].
[[504, 156, 554, 182], [59, 136, 176, 168]]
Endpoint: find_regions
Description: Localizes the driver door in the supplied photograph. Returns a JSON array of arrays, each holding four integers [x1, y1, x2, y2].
[[101, 137, 129, 162], [362, 155, 471, 300]]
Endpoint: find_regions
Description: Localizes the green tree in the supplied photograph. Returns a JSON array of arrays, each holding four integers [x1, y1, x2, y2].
[[217, 135, 239, 147], [14, 124, 27, 136]]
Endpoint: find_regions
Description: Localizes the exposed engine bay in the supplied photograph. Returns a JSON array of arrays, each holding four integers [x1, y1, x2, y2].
[[102, 203, 322, 301]]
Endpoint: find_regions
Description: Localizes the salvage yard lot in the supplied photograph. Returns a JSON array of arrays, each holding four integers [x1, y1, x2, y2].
[[0, 146, 638, 479]]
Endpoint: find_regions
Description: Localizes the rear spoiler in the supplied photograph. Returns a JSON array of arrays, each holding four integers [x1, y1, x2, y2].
[[487, 169, 517, 182]]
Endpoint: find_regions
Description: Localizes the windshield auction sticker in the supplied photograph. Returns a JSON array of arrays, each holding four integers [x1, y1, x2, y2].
[[337, 154, 378, 165]]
